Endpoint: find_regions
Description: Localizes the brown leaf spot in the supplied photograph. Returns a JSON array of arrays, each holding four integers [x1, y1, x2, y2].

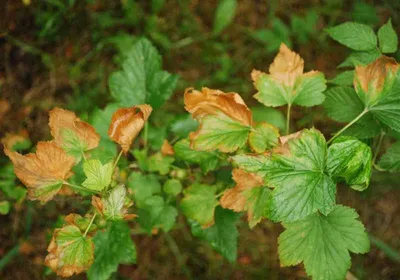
[[161, 139, 175, 156]]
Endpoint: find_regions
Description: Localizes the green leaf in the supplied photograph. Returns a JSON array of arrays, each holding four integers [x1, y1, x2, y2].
[[169, 114, 199, 138], [213, 0, 237, 35], [163, 179, 182, 196], [279, 205, 370, 280], [327, 137, 372, 191], [147, 124, 167, 150], [378, 141, 400, 172], [254, 71, 326, 108], [174, 139, 219, 173], [351, 2, 378, 26], [248, 122, 279, 153], [290, 10, 318, 44], [181, 184, 218, 227], [190, 114, 251, 153], [251, 106, 286, 132], [127, 172, 161, 207], [338, 49, 381, 68], [329, 70, 354, 87], [48, 225, 94, 276], [378, 19, 398, 54], [190, 207, 239, 263], [103, 185, 127, 221], [88, 221, 136, 280], [325, 22, 377, 51], [82, 159, 113, 191], [147, 152, 174, 175], [236, 129, 336, 222], [131, 149, 149, 171], [0, 201, 11, 215], [324, 87, 365, 123], [251, 18, 292, 52], [137, 195, 178, 233], [91, 104, 119, 139], [109, 38, 178, 109]]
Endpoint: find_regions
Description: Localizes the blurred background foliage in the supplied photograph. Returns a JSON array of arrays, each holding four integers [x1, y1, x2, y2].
[[1, 0, 400, 279]]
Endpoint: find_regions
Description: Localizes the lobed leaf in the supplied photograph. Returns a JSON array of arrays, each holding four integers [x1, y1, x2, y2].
[[82, 159, 113, 191]]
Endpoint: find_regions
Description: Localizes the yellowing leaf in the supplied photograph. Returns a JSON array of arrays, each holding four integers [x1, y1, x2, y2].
[[4, 141, 75, 202], [49, 108, 100, 159], [220, 169, 270, 227], [108, 105, 152, 153], [354, 56, 399, 105], [252, 43, 326, 107], [184, 88, 252, 152], [45, 225, 94, 277]]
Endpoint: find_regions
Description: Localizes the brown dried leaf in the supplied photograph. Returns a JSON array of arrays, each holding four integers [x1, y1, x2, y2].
[[108, 105, 153, 153], [161, 139, 175, 156], [91, 196, 104, 216], [184, 87, 252, 126], [49, 107, 100, 151], [354, 56, 399, 98], [1, 130, 29, 150], [220, 169, 263, 212], [4, 141, 75, 202]]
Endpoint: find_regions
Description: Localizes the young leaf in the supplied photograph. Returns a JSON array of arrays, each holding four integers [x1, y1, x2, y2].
[[248, 122, 279, 153], [45, 225, 94, 277], [4, 142, 75, 202], [213, 0, 237, 35], [174, 139, 219, 173], [181, 184, 219, 227], [378, 141, 400, 172], [127, 172, 161, 207], [137, 195, 178, 233], [184, 87, 252, 153], [0, 201, 11, 215], [87, 221, 136, 280], [279, 205, 369, 280], [327, 136, 372, 191], [82, 159, 113, 191], [109, 38, 178, 109], [190, 207, 239, 263], [325, 22, 377, 51], [108, 105, 152, 153], [147, 152, 175, 175], [252, 44, 326, 108], [163, 179, 182, 196], [49, 108, 100, 161], [378, 19, 398, 54], [220, 169, 271, 228]]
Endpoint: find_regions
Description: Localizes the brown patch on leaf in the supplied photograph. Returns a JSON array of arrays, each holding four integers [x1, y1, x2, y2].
[[4, 141, 75, 202], [49, 107, 100, 151], [252, 43, 320, 87], [184, 87, 252, 126], [273, 131, 302, 155], [161, 139, 175, 156], [220, 169, 263, 216], [91, 196, 104, 216], [354, 56, 399, 95], [108, 105, 153, 153]]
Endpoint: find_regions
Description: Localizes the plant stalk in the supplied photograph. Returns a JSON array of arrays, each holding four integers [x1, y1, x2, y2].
[[327, 108, 368, 144], [286, 103, 292, 135]]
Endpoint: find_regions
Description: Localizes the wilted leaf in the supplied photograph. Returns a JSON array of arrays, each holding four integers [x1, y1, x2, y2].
[[253, 44, 326, 107], [220, 169, 270, 227], [49, 108, 100, 161], [4, 142, 75, 202], [108, 105, 152, 153], [184, 87, 252, 152], [45, 225, 94, 277], [161, 140, 174, 156], [181, 184, 219, 227]]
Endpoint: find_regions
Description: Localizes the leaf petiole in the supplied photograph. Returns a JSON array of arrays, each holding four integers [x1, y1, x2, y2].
[[286, 103, 292, 135], [327, 108, 368, 144], [63, 181, 99, 194], [83, 213, 96, 237], [372, 131, 385, 165]]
